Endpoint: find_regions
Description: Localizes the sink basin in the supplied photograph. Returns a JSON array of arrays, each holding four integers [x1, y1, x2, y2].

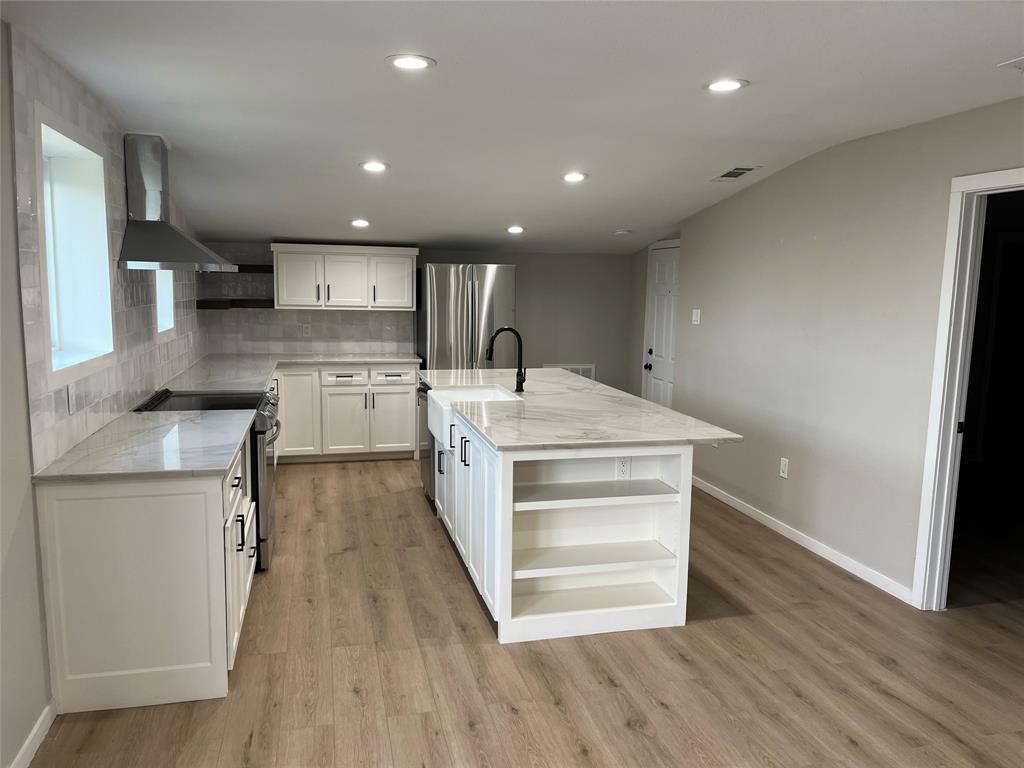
[[428, 385, 520, 444]]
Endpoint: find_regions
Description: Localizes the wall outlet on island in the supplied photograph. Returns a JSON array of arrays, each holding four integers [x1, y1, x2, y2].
[[301, 324, 312, 337], [779, 457, 789, 479], [615, 458, 631, 480]]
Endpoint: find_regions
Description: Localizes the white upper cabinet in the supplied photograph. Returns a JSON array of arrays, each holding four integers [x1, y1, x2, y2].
[[324, 254, 369, 307], [370, 255, 415, 308], [272, 244, 417, 311], [275, 251, 322, 307]]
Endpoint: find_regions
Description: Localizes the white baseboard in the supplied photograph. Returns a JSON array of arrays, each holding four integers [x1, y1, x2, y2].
[[692, 476, 915, 605], [8, 701, 55, 768]]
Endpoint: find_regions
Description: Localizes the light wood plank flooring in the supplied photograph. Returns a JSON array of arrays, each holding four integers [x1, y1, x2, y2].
[[31, 460, 1024, 767]]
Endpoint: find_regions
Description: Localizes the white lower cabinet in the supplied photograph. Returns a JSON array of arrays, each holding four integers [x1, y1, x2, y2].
[[443, 415, 499, 618], [277, 368, 322, 456], [35, 439, 258, 712], [225, 497, 257, 670], [370, 387, 415, 452], [322, 386, 370, 453]]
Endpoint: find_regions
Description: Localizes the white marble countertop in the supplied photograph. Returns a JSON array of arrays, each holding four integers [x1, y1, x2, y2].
[[34, 410, 257, 483], [420, 368, 742, 451], [36, 352, 422, 482], [162, 353, 421, 392]]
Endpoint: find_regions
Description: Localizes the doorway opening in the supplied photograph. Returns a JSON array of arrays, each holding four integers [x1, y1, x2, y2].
[[914, 168, 1024, 610], [946, 190, 1024, 607]]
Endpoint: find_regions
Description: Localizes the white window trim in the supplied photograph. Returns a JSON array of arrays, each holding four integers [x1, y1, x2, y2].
[[155, 270, 177, 341], [33, 101, 117, 391]]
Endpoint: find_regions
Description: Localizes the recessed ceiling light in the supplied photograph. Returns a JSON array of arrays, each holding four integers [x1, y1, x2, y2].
[[506, 225, 525, 235], [387, 54, 437, 70], [361, 160, 388, 173], [704, 78, 749, 93], [351, 218, 370, 228], [563, 170, 588, 184], [613, 228, 633, 236]]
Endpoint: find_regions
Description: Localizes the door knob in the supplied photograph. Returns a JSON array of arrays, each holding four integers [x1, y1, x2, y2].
[[648, 348, 653, 355], [643, 363, 653, 371]]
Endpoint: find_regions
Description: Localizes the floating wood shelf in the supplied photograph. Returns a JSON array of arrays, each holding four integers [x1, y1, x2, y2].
[[512, 478, 680, 512], [511, 582, 675, 620], [196, 298, 275, 310], [512, 540, 677, 579]]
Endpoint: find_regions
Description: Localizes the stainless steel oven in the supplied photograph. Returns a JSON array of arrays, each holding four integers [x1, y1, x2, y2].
[[253, 393, 280, 571], [418, 383, 434, 505]]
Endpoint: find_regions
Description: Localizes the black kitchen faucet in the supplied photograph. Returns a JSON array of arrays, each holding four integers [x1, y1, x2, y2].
[[485, 326, 526, 392]]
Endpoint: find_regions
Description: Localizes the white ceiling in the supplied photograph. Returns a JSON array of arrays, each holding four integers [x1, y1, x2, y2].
[[4, 1, 1023, 254]]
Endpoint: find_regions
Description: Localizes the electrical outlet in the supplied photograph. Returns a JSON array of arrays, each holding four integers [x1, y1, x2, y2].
[[301, 324, 312, 337], [615, 457, 631, 480], [779, 457, 789, 479], [691, 308, 701, 325]]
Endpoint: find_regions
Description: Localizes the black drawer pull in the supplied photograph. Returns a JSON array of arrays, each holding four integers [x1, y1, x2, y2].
[[249, 545, 257, 559], [231, 475, 242, 488], [449, 424, 455, 449], [437, 450, 445, 475], [235, 514, 245, 552], [460, 436, 468, 465]]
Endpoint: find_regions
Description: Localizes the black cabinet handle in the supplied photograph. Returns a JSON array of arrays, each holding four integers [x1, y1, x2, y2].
[[373, 285, 377, 303], [231, 475, 242, 488], [327, 284, 331, 302], [437, 450, 445, 475], [464, 440, 470, 467], [249, 544, 257, 559], [235, 514, 245, 552], [449, 424, 455, 449], [364, 392, 367, 409], [372, 393, 376, 409], [316, 284, 321, 302], [460, 436, 468, 465]]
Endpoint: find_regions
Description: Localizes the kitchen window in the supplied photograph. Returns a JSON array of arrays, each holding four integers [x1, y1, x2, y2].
[[37, 110, 114, 383], [156, 269, 174, 333]]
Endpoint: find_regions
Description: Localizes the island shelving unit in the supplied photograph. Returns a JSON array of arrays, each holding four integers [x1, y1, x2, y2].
[[423, 367, 741, 644]]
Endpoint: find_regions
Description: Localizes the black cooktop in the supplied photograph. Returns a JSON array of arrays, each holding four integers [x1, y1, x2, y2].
[[135, 389, 264, 412]]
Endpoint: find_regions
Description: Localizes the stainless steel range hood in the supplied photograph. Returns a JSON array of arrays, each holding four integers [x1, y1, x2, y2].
[[117, 134, 237, 272]]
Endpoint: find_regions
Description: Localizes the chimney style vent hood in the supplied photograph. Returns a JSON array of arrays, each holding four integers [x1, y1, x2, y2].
[[118, 134, 237, 272]]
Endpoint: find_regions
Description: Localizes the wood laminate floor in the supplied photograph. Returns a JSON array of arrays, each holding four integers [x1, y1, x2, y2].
[[30, 460, 1024, 767]]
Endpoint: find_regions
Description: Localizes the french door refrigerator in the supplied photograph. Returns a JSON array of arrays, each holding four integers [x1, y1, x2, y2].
[[417, 263, 516, 500]]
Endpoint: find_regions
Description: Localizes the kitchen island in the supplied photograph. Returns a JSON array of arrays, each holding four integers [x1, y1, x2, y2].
[[422, 368, 741, 643]]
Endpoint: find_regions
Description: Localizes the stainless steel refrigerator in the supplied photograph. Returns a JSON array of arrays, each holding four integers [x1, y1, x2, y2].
[[417, 263, 517, 370], [417, 263, 516, 499]]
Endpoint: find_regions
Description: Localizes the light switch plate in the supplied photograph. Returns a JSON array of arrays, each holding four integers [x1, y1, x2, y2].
[[779, 457, 789, 479], [691, 309, 701, 325]]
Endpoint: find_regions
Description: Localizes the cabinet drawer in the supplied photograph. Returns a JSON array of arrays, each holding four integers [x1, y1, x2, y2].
[[224, 446, 246, 512], [320, 367, 368, 386], [369, 366, 415, 385]]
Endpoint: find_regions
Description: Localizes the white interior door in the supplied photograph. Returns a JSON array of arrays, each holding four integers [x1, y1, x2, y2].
[[641, 241, 679, 408]]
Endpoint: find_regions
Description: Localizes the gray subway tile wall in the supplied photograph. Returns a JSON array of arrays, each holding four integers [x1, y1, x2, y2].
[[10, 29, 204, 470]]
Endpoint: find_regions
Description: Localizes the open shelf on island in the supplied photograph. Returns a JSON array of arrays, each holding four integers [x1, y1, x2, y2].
[[511, 581, 675, 620], [512, 540, 677, 580], [512, 478, 680, 512]]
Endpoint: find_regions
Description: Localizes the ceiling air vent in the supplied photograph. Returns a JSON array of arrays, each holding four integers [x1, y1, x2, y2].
[[712, 165, 763, 182]]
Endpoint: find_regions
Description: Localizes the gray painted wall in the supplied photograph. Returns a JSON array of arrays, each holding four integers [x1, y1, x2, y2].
[[665, 97, 1024, 589], [1, 22, 51, 767], [422, 250, 635, 392]]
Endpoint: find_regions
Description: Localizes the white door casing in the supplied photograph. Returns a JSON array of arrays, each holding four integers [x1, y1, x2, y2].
[[913, 167, 1024, 611], [642, 240, 679, 408]]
